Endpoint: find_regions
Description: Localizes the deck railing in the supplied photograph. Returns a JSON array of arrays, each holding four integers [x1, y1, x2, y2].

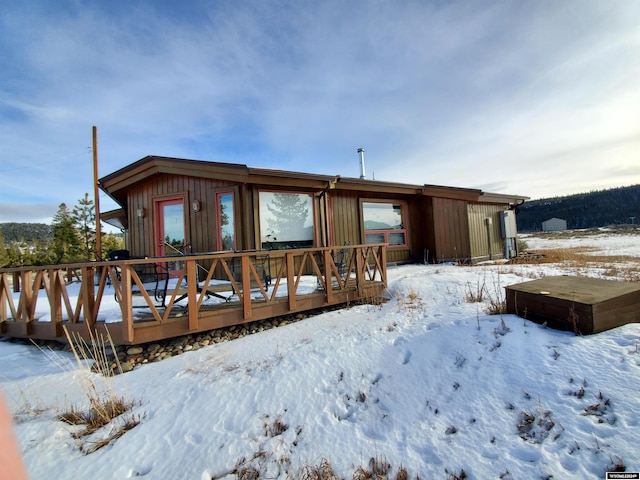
[[0, 244, 387, 345]]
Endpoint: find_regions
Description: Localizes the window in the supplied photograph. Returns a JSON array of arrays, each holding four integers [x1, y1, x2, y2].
[[362, 201, 407, 247], [259, 191, 314, 249], [216, 191, 235, 250]]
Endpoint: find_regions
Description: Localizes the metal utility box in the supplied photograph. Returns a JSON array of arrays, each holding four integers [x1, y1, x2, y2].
[[500, 210, 517, 238]]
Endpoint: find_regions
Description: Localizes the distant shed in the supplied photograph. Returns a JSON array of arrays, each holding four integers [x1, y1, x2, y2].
[[505, 276, 640, 334], [542, 218, 567, 232]]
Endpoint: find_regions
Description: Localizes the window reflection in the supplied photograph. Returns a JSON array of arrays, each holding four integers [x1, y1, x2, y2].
[[362, 201, 407, 247], [259, 191, 314, 249], [218, 192, 235, 250]]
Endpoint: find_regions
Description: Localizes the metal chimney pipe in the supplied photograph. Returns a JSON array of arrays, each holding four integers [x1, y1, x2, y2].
[[357, 148, 366, 179]]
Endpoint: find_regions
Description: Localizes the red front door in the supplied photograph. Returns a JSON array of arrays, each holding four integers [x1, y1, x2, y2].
[[155, 197, 186, 275]]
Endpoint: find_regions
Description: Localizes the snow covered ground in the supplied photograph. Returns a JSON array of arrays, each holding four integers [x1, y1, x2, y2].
[[521, 229, 640, 257], [1, 231, 639, 479]]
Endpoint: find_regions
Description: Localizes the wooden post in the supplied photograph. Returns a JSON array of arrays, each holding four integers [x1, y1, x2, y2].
[[81, 266, 95, 330], [19, 271, 33, 333], [0, 274, 7, 323], [241, 256, 252, 319], [92, 126, 102, 260], [48, 268, 63, 337], [355, 247, 365, 298], [12, 272, 20, 293], [323, 250, 333, 303], [286, 252, 296, 311], [187, 259, 198, 330], [380, 245, 387, 287], [121, 265, 134, 344]]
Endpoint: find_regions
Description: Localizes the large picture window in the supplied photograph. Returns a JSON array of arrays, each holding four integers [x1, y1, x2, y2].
[[259, 191, 314, 249], [362, 201, 407, 247]]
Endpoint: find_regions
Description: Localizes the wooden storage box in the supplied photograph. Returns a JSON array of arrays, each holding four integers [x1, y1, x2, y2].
[[505, 276, 640, 334]]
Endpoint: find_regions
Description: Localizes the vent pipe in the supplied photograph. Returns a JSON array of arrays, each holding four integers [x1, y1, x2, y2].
[[357, 148, 366, 179]]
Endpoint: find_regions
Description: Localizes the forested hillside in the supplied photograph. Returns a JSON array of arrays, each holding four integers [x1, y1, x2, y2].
[[0, 223, 52, 243], [516, 184, 640, 231]]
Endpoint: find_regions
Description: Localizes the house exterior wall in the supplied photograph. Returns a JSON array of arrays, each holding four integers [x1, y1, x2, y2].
[[468, 203, 511, 261], [407, 196, 432, 264], [430, 197, 471, 262], [127, 174, 244, 257], [329, 190, 413, 264], [105, 157, 525, 267]]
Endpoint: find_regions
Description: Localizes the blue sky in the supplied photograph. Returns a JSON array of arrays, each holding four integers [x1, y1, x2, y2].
[[1, 0, 639, 224]]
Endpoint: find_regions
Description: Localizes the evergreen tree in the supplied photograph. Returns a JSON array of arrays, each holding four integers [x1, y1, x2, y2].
[[0, 234, 8, 268], [102, 232, 125, 256], [51, 203, 81, 263], [5, 242, 22, 267], [72, 193, 96, 261], [31, 239, 55, 266], [266, 193, 309, 242]]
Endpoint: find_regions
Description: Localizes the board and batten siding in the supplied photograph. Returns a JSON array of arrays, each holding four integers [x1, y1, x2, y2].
[[430, 197, 471, 262], [329, 190, 411, 264], [128, 174, 241, 258], [467, 203, 509, 261]]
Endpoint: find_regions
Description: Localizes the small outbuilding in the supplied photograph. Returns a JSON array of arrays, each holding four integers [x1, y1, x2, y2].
[[100, 156, 528, 264], [542, 217, 567, 232]]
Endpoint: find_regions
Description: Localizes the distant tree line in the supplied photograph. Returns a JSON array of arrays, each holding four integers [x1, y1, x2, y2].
[[516, 184, 640, 232], [0, 193, 124, 268], [0, 223, 52, 243]]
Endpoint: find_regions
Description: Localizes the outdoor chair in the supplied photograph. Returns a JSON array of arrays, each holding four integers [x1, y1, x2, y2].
[[315, 245, 351, 290], [229, 251, 272, 295], [107, 249, 169, 308]]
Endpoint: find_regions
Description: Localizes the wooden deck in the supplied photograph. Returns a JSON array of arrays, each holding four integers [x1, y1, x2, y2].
[[505, 276, 640, 334], [0, 245, 387, 345]]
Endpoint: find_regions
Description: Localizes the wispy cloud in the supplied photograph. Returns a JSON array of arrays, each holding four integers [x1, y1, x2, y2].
[[0, 0, 639, 224]]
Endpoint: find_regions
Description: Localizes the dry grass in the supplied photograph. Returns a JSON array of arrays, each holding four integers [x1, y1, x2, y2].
[[298, 458, 339, 480], [264, 416, 288, 437], [508, 247, 640, 282], [397, 288, 422, 310], [58, 326, 141, 454], [464, 270, 507, 315], [58, 394, 132, 435], [464, 278, 485, 303], [445, 468, 467, 480], [219, 455, 418, 480], [353, 456, 392, 480]]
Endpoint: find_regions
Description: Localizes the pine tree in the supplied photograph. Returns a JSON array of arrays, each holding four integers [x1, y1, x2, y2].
[[265, 193, 310, 243], [72, 193, 96, 261], [31, 239, 55, 266], [102, 232, 125, 256], [52, 203, 81, 263], [0, 234, 8, 268], [5, 242, 22, 267]]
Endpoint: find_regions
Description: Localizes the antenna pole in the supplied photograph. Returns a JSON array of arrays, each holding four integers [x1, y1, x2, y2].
[[92, 126, 102, 260]]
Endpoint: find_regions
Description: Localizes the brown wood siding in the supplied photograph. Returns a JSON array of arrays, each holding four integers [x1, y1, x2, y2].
[[467, 203, 509, 261], [329, 190, 413, 264], [431, 197, 471, 262], [408, 196, 433, 263], [127, 174, 245, 258]]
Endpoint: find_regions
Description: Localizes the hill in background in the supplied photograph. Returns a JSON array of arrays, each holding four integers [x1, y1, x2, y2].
[[516, 184, 640, 232], [0, 223, 52, 243]]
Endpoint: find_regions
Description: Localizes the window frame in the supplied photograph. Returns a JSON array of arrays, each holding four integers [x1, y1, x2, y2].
[[360, 199, 409, 248], [152, 193, 188, 257], [258, 189, 316, 250], [215, 189, 237, 251]]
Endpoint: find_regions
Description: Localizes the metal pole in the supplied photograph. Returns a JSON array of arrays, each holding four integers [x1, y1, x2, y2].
[[93, 126, 102, 260]]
